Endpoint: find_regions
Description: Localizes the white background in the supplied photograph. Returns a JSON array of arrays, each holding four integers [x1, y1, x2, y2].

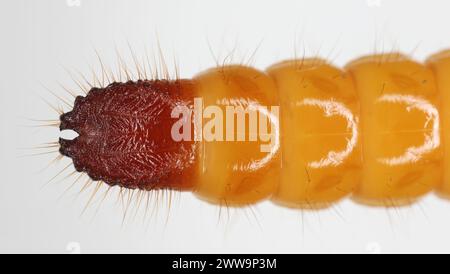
[[2, 0, 450, 254]]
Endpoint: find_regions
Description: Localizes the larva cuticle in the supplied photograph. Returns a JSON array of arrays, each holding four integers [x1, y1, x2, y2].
[[53, 48, 450, 211]]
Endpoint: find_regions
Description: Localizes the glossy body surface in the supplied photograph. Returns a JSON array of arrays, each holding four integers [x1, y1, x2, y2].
[[347, 54, 442, 206], [268, 59, 361, 208], [59, 51, 450, 209], [192, 66, 281, 205]]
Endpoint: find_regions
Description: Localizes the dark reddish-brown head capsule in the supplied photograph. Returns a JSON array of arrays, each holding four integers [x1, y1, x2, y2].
[[59, 80, 198, 191]]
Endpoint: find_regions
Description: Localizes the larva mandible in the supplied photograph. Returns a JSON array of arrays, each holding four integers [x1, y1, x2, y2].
[[56, 49, 450, 210]]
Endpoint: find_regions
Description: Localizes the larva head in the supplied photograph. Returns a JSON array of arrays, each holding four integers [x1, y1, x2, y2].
[[59, 80, 198, 191]]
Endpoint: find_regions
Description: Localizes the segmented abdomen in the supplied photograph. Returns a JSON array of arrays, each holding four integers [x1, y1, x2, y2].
[[59, 50, 450, 209]]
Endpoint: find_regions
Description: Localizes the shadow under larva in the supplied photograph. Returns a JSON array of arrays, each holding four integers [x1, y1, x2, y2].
[[36, 45, 450, 219]]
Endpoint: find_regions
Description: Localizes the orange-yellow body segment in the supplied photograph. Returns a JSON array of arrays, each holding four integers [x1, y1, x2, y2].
[[428, 50, 450, 198], [346, 54, 442, 206], [192, 66, 281, 205], [267, 59, 362, 208]]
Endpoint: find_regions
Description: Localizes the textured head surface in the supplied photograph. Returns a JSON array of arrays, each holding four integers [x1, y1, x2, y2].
[[59, 80, 198, 190]]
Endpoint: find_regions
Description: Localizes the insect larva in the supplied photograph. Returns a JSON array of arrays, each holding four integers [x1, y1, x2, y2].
[[56, 49, 450, 210]]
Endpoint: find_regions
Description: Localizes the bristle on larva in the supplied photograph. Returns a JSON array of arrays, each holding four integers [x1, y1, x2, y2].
[[54, 49, 450, 210]]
